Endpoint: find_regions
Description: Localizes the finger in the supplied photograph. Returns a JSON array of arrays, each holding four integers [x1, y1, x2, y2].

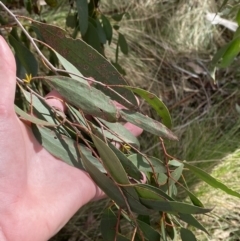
[[124, 122, 143, 137], [0, 36, 16, 114], [45, 90, 66, 113]]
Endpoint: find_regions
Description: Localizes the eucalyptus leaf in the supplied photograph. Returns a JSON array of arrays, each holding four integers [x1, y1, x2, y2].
[[33, 22, 137, 108], [15, 105, 55, 126], [118, 33, 128, 55], [137, 219, 161, 241], [99, 118, 140, 148], [9, 34, 38, 76], [82, 21, 103, 55], [91, 134, 130, 184], [169, 164, 184, 186], [101, 14, 113, 44], [184, 162, 240, 198], [32, 125, 105, 172], [101, 208, 130, 241], [108, 142, 142, 180], [43, 76, 118, 122], [123, 86, 172, 128], [128, 154, 166, 174], [120, 109, 178, 140], [180, 228, 197, 241], [54, 51, 86, 83], [178, 213, 209, 234], [76, 0, 88, 36], [80, 150, 127, 208], [140, 198, 212, 214]]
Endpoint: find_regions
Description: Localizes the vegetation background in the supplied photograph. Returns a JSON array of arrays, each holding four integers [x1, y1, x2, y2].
[[2, 0, 240, 240]]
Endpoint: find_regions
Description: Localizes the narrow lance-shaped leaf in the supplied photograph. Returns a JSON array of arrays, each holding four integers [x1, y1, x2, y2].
[[219, 37, 240, 68], [101, 14, 113, 44], [80, 150, 127, 208], [15, 105, 56, 126], [140, 198, 212, 214], [123, 86, 172, 128], [99, 118, 140, 148], [184, 161, 240, 198], [82, 21, 103, 55], [90, 126, 142, 180], [32, 125, 105, 172], [76, 0, 88, 36], [101, 208, 130, 241], [54, 51, 86, 83], [133, 184, 212, 214], [178, 213, 209, 234], [127, 154, 167, 174], [169, 164, 184, 186], [180, 228, 197, 241], [43, 76, 118, 122], [118, 33, 128, 55], [120, 109, 178, 140], [32, 21, 137, 108], [137, 219, 161, 241], [91, 134, 130, 184], [9, 34, 38, 76]]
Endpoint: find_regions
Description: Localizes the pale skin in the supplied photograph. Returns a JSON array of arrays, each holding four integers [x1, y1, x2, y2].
[[0, 36, 143, 241]]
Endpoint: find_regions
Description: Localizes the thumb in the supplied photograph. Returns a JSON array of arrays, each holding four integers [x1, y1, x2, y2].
[[0, 36, 16, 113]]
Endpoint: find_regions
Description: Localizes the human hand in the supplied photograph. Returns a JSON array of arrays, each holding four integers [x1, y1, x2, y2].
[[0, 36, 142, 241]]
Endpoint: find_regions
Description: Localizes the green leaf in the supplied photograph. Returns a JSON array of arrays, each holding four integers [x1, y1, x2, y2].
[[135, 185, 165, 200], [22, 89, 69, 137], [9, 34, 38, 77], [66, 14, 78, 29], [127, 154, 166, 174], [80, 148, 128, 208], [24, 0, 32, 14], [15, 105, 55, 126], [123, 86, 172, 128], [118, 33, 128, 55], [140, 198, 212, 214], [112, 13, 125, 22], [91, 134, 129, 184], [137, 219, 161, 241], [76, 0, 88, 36], [165, 214, 177, 240], [113, 24, 120, 30], [184, 162, 240, 198], [178, 213, 208, 234], [54, 51, 86, 83], [181, 186, 204, 207], [32, 125, 105, 172], [67, 104, 87, 127], [101, 208, 130, 241], [219, 37, 240, 67], [95, 18, 107, 44], [45, 0, 58, 7], [43, 76, 118, 122], [99, 118, 140, 148], [211, 44, 229, 66], [33, 21, 137, 108], [161, 218, 167, 241], [236, 9, 240, 25], [101, 14, 113, 44], [169, 164, 184, 186], [82, 21, 103, 55], [120, 109, 178, 140], [108, 142, 142, 180], [180, 228, 197, 241]]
